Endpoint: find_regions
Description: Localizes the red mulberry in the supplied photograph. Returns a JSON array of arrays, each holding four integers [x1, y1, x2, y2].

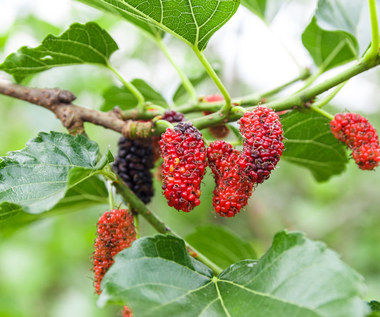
[[160, 122, 207, 212], [208, 141, 254, 217], [93, 209, 136, 294], [352, 143, 380, 170], [239, 106, 284, 184], [207, 107, 284, 217], [123, 306, 133, 317], [153, 110, 185, 162], [204, 94, 224, 103], [207, 141, 235, 181], [330, 113, 379, 170]]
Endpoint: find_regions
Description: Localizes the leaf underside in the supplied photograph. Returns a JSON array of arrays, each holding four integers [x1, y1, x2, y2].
[[100, 232, 368, 317], [302, 17, 358, 71], [0, 22, 118, 82], [186, 225, 257, 269], [241, 0, 291, 23], [77, 0, 240, 51], [0, 132, 111, 230], [281, 110, 348, 182]]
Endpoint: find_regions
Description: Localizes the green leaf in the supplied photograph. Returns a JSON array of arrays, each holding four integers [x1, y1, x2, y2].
[[370, 301, 380, 312], [0, 131, 112, 216], [0, 177, 108, 234], [301, 0, 367, 70], [101, 79, 168, 111], [186, 225, 257, 269], [0, 22, 118, 82], [281, 110, 348, 182], [99, 234, 216, 315], [302, 17, 358, 71], [77, 0, 164, 39], [315, 0, 364, 35], [100, 232, 368, 317], [241, 0, 290, 23], [76, 0, 240, 51]]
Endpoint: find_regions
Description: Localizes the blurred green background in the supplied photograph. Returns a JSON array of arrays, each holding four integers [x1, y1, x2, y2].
[[0, 1, 379, 316]]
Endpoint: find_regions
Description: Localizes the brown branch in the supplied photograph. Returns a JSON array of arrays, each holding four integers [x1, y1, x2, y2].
[[0, 78, 154, 137]]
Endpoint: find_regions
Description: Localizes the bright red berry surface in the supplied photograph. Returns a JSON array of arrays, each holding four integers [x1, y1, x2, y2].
[[330, 113, 380, 170], [123, 306, 133, 317], [160, 122, 207, 212], [207, 107, 284, 217], [239, 106, 284, 184], [153, 110, 185, 162], [208, 141, 253, 217], [207, 140, 235, 182], [93, 209, 136, 295], [204, 94, 224, 103]]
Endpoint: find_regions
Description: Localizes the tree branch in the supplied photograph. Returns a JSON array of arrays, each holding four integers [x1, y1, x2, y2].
[[1, 55, 379, 137], [0, 78, 154, 137]]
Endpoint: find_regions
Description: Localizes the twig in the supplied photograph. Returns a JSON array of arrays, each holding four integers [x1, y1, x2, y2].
[[113, 178, 223, 275]]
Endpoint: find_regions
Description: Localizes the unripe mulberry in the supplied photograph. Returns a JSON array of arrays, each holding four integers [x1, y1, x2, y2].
[[330, 113, 379, 170], [239, 106, 284, 184], [93, 209, 136, 295], [204, 95, 230, 139], [208, 141, 253, 217], [160, 122, 207, 212], [113, 137, 154, 203]]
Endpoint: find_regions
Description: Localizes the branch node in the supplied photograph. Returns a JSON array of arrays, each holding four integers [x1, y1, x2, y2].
[[58, 90, 76, 104], [122, 121, 153, 138]]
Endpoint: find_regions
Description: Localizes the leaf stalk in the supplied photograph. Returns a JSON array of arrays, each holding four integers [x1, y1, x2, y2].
[[107, 63, 146, 111], [192, 48, 232, 115]]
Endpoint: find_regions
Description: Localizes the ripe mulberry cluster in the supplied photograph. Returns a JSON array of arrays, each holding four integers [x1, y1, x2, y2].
[[208, 107, 284, 217], [204, 95, 230, 139], [160, 122, 207, 212], [93, 209, 136, 295], [208, 141, 254, 217], [239, 106, 284, 184], [113, 137, 154, 203], [330, 113, 380, 170]]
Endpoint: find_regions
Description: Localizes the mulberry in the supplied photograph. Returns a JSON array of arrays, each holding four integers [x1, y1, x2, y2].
[[93, 209, 136, 295], [239, 106, 284, 184], [160, 122, 207, 212], [113, 137, 154, 203], [207, 107, 284, 217], [204, 94, 224, 103], [352, 144, 380, 170], [330, 113, 379, 170], [153, 110, 185, 162], [161, 110, 185, 123], [123, 306, 133, 317], [207, 141, 254, 217]]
